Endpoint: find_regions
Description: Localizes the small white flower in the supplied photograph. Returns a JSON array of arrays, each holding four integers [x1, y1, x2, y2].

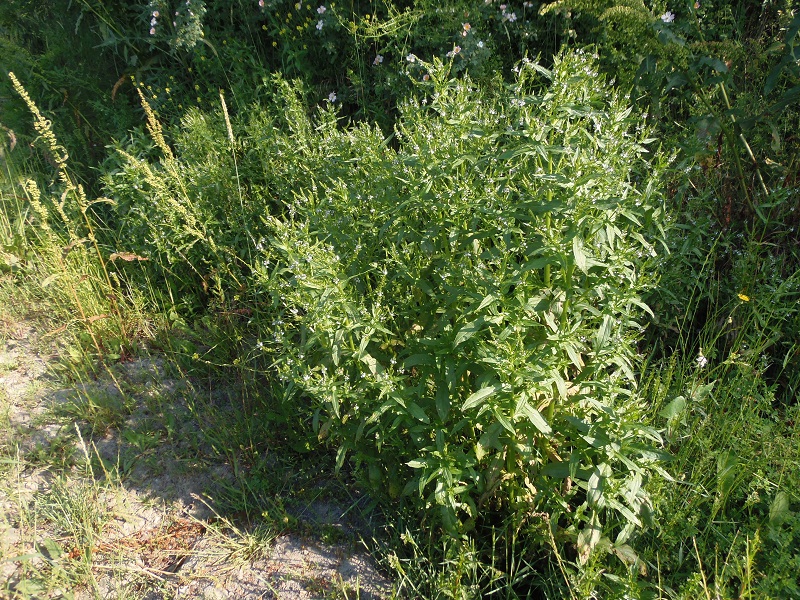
[[477, 40, 484, 48], [661, 11, 675, 23], [697, 351, 708, 368], [150, 27, 156, 35], [373, 54, 384, 65], [317, 4, 326, 13], [328, 91, 337, 102], [507, 11, 517, 21], [316, 19, 324, 29], [406, 53, 416, 62]]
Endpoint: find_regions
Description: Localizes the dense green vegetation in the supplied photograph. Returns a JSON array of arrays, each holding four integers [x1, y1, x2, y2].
[[2, 0, 799, 597]]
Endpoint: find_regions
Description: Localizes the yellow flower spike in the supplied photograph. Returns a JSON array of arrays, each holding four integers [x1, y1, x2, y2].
[[738, 293, 750, 302]]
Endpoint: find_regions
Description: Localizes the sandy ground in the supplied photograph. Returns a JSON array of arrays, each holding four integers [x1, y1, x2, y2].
[[0, 323, 392, 599]]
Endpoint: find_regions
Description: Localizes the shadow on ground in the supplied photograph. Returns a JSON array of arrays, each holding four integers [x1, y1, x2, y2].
[[0, 322, 392, 599]]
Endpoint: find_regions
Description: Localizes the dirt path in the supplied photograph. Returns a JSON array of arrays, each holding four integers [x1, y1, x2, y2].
[[0, 322, 392, 599]]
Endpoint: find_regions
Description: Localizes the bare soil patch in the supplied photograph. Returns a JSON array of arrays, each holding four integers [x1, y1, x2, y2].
[[0, 324, 391, 599]]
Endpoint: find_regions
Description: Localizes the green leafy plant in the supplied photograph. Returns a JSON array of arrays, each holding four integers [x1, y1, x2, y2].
[[251, 51, 670, 567]]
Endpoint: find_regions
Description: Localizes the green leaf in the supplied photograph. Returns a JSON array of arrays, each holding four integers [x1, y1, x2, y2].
[[330, 388, 340, 419], [606, 497, 642, 527], [565, 343, 584, 370], [358, 327, 375, 356], [462, 384, 501, 411], [626, 296, 654, 317], [493, 408, 515, 434], [475, 294, 497, 313], [626, 472, 643, 507], [360, 353, 381, 375], [691, 382, 714, 402], [550, 369, 567, 399], [577, 513, 602, 565], [454, 316, 486, 347], [521, 257, 555, 272], [769, 491, 791, 530], [699, 56, 729, 74], [543, 310, 558, 333], [542, 462, 570, 478], [519, 402, 552, 434], [39, 538, 64, 561], [572, 235, 587, 274], [41, 274, 60, 288], [587, 467, 605, 508], [335, 445, 348, 472], [786, 11, 800, 45], [594, 315, 613, 350], [764, 56, 791, 95], [478, 422, 504, 454], [717, 450, 739, 499], [664, 72, 688, 91], [435, 384, 450, 422], [406, 401, 429, 423], [9, 580, 45, 595], [402, 354, 436, 369], [612, 544, 641, 569], [659, 396, 686, 421]]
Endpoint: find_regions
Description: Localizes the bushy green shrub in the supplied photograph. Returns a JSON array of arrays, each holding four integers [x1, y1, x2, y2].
[[248, 51, 670, 560]]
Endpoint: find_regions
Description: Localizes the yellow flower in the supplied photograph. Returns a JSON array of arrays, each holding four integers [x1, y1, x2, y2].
[[738, 293, 750, 302]]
